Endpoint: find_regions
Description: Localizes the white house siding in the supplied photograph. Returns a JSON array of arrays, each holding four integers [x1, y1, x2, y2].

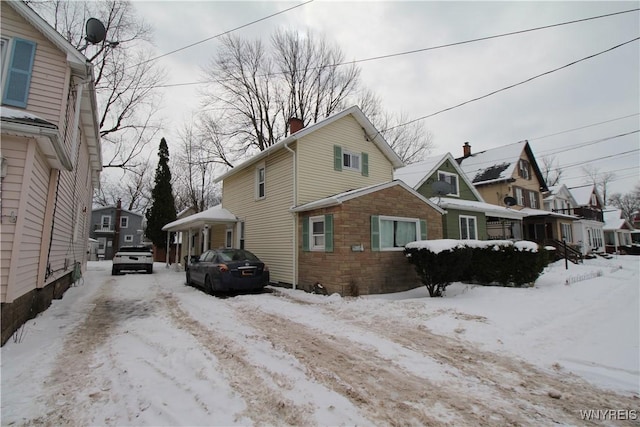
[[222, 148, 294, 284], [0, 139, 28, 302], [297, 115, 394, 205], [2, 5, 67, 127]]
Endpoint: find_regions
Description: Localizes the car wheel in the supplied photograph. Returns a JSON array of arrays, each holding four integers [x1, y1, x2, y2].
[[205, 275, 214, 294], [111, 267, 119, 276], [147, 265, 153, 274], [185, 271, 192, 286]]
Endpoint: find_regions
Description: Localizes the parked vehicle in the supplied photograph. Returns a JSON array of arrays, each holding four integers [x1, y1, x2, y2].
[[112, 246, 153, 275], [186, 249, 269, 293]]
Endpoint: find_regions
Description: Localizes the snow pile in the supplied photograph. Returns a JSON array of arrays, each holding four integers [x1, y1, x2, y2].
[[405, 239, 539, 254]]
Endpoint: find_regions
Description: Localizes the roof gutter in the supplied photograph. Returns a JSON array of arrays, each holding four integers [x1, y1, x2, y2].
[[1, 120, 72, 170]]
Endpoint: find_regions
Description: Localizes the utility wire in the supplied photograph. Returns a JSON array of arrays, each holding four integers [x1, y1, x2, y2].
[[150, 8, 639, 88], [131, 0, 314, 69], [529, 113, 640, 140], [383, 37, 640, 132]]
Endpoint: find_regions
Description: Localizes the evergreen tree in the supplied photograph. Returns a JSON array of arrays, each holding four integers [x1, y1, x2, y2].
[[146, 138, 177, 248]]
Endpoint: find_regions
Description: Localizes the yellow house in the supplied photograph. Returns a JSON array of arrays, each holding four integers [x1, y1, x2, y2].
[[1, 1, 102, 345], [165, 106, 444, 295]]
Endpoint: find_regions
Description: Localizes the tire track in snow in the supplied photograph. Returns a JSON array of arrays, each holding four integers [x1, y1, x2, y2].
[[267, 290, 640, 426], [161, 291, 314, 426]]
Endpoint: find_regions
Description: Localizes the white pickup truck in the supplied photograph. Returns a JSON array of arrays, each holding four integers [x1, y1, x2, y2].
[[112, 245, 154, 275]]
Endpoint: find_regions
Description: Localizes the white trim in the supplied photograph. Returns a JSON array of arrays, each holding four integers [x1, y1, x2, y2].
[[255, 163, 266, 200], [378, 215, 420, 251], [437, 170, 459, 197], [459, 215, 478, 240], [309, 215, 325, 251], [120, 216, 129, 228], [342, 149, 361, 172]]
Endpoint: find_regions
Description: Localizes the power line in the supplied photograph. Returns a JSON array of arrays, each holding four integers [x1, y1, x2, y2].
[[131, 0, 314, 70], [539, 130, 639, 157], [560, 149, 639, 170], [150, 8, 639, 89], [382, 37, 640, 132], [529, 113, 640, 140]]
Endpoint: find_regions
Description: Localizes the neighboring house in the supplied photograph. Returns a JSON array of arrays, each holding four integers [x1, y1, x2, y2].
[[164, 106, 445, 295], [568, 184, 606, 254], [542, 184, 582, 252], [394, 153, 525, 240], [456, 141, 580, 247], [1, 1, 101, 345], [90, 201, 145, 260], [603, 207, 634, 254]]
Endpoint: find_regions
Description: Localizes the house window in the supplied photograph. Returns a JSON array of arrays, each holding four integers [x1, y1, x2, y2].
[[590, 193, 597, 206], [101, 215, 111, 230], [303, 215, 333, 252], [459, 215, 477, 240], [343, 150, 361, 172], [256, 165, 265, 199], [124, 235, 134, 243], [225, 229, 233, 248], [518, 159, 531, 180], [437, 171, 459, 196], [561, 223, 573, 242], [239, 221, 245, 249], [310, 216, 325, 250], [120, 216, 129, 228], [515, 188, 525, 206], [2, 37, 37, 108], [528, 191, 538, 209], [379, 216, 419, 251], [333, 145, 368, 176]]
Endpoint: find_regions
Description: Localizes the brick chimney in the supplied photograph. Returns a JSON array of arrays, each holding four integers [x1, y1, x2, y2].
[[289, 117, 304, 134], [462, 142, 471, 158]]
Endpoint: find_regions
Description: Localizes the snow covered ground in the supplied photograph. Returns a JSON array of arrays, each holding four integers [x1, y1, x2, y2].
[[1, 255, 638, 426]]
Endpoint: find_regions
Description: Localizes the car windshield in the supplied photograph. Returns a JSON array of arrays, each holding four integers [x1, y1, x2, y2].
[[217, 249, 259, 262]]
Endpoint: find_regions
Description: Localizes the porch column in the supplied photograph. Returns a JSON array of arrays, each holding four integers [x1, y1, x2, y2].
[[203, 225, 209, 251], [166, 231, 170, 268]]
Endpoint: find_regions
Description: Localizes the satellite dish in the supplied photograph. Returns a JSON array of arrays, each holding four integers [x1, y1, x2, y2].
[[431, 180, 452, 196], [504, 196, 517, 207], [85, 18, 107, 44]]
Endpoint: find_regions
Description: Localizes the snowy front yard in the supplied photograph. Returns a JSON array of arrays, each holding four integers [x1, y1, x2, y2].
[[1, 256, 638, 426]]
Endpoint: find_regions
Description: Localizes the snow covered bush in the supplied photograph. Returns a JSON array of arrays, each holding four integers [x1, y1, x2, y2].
[[404, 240, 551, 295]]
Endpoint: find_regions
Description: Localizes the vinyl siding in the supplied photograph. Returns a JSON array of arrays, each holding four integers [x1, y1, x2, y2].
[[222, 148, 294, 284], [1, 4, 67, 126], [297, 115, 394, 205], [0, 139, 28, 301], [416, 160, 480, 201]]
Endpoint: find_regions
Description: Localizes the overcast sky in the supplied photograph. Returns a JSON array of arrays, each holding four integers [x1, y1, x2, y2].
[[132, 0, 639, 197]]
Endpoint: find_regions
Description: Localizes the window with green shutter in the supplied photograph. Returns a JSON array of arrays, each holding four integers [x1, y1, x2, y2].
[[305, 215, 333, 252], [2, 38, 36, 108], [334, 145, 342, 171]]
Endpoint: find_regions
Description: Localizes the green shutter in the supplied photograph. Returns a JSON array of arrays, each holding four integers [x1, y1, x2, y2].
[[3, 39, 36, 108], [420, 219, 427, 240], [324, 214, 333, 252], [361, 152, 369, 176], [371, 215, 380, 252], [334, 145, 342, 171], [302, 216, 309, 251]]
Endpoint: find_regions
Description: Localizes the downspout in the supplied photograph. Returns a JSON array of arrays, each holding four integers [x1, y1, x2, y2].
[[70, 77, 90, 168], [284, 142, 297, 290]]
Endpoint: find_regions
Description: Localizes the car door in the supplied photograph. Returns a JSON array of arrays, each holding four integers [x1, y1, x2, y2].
[[191, 250, 212, 285]]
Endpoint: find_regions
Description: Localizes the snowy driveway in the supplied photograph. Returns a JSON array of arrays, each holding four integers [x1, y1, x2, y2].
[[2, 259, 639, 426]]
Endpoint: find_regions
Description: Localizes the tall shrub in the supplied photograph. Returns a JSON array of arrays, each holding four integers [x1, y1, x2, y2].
[[145, 138, 177, 249]]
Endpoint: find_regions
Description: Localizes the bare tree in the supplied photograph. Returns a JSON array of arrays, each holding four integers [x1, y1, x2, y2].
[[540, 155, 563, 187], [93, 159, 153, 213], [199, 29, 433, 166], [172, 120, 222, 213], [581, 165, 617, 202], [28, 0, 166, 172], [608, 183, 640, 223]]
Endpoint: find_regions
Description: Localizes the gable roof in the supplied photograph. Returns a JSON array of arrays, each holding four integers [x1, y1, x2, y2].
[[544, 184, 578, 206], [91, 205, 143, 218], [290, 180, 445, 214], [214, 105, 403, 183], [603, 207, 633, 231], [394, 152, 484, 201], [568, 184, 606, 208], [456, 140, 548, 192]]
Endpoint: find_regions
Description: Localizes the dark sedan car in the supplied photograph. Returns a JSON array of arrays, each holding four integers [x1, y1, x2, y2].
[[186, 248, 270, 293]]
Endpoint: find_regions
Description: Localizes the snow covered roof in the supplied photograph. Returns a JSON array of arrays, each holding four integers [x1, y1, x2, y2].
[[214, 106, 403, 183], [603, 208, 632, 231], [543, 184, 577, 205], [432, 197, 525, 220], [162, 205, 237, 231], [568, 184, 602, 207], [457, 141, 547, 191], [290, 180, 445, 214], [519, 207, 577, 220]]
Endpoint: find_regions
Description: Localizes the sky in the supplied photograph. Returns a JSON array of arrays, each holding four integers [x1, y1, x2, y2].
[[2, 255, 638, 425], [130, 0, 639, 196]]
